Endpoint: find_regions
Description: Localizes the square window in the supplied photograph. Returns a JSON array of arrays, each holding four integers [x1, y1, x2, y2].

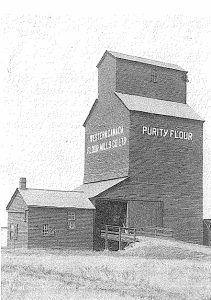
[[67, 212, 76, 229], [68, 212, 75, 220], [68, 220, 76, 229], [43, 224, 49, 236]]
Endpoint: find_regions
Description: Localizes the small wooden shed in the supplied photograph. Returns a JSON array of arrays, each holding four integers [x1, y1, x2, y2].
[[6, 178, 95, 250]]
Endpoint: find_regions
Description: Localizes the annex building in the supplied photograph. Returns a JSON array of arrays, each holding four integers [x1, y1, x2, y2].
[[7, 50, 204, 249]]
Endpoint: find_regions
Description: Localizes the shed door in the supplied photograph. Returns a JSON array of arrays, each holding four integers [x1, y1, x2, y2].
[[129, 201, 163, 228]]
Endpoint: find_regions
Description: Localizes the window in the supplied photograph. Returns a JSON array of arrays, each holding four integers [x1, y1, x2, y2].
[[24, 210, 28, 222], [14, 224, 18, 240], [151, 69, 157, 83], [10, 224, 14, 240], [67, 212, 76, 230], [42, 224, 49, 236], [10, 224, 18, 240]]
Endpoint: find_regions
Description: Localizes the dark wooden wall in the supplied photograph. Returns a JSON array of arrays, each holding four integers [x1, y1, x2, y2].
[[203, 220, 211, 246], [116, 59, 187, 103], [92, 111, 203, 244], [129, 111, 203, 244], [84, 95, 130, 183], [7, 191, 28, 248], [28, 207, 94, 250]]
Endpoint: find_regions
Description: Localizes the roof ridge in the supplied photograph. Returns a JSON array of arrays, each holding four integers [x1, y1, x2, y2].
[[116, 92, 188, 106], [115, 92, 204, 122], [97, 50, 186, 72], [83, 176, 128, 185], [19, 188, 84, 193]]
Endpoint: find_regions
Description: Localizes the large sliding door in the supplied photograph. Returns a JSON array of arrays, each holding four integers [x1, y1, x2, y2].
[[129, 201, 163, 228]]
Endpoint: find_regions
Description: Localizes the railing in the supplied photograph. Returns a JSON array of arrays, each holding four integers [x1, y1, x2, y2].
[[100, 224, 174, 250], [101, 225, 137, 250], [136, 226, 174, 238]]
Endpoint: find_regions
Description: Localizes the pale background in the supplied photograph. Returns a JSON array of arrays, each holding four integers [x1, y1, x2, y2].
[[0, 1, 210, 227]]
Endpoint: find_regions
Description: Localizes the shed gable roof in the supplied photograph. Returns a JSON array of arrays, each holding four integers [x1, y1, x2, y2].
[[7, 188, 95, 209], [97, 50, 186, 72], [116, 92, 204, 121]]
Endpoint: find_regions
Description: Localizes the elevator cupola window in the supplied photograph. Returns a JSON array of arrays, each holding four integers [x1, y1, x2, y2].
[[151, 69, 157, 83]]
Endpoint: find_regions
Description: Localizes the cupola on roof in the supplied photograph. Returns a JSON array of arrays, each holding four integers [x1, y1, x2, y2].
[[97, 50, 187, 72]]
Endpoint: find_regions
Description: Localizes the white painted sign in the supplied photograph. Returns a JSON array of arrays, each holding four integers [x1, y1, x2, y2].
[[90, 126, 124, 143], [142, 126, 193, 140], [87, 125, 127, 154]]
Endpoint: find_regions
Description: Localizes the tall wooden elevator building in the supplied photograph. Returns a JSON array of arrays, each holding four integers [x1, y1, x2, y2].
[[75, 50, 204, 246], [7, 50, 204, 249]]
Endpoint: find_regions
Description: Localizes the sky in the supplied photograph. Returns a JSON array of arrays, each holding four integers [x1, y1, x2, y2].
[[0, 1, 211, 226]]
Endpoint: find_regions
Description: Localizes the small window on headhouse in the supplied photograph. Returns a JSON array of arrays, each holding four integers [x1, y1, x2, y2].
[[151, 69, 157, 83], [67, 212, 76, 230], [42, 224, 49, 236]]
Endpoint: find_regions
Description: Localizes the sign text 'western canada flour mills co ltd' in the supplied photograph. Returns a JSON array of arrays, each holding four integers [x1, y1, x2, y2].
[[87, 126, 127, 154]]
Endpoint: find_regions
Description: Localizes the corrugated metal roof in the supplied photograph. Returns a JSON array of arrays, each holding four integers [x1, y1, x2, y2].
[[73, 177, 128, 198], [97, 50, 186, 72], [18, 189, 95, 209], [116, 92, 204, 121]]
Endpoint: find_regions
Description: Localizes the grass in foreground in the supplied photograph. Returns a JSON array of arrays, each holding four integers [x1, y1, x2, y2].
[[1, 237, 211, 300]]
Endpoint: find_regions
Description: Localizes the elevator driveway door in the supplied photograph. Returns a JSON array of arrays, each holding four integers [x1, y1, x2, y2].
[[129, 201, 163, 228]]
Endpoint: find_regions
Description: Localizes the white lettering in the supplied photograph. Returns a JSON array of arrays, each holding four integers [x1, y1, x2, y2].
[[152, 128, 157, 136], [175, 131, 179, 139], [179, 131, 184, 139], [143, 126, 147, 134], [170, 130, 174, 137], [142, 126, 193, 141], [164, 129, 169, 137]]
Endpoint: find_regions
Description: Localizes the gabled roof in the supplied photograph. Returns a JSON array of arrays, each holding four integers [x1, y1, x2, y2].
[[97, 50, 186, 72], [83, 99, 98, 127], [73, 177, 128, 198], [116, 92, 204, 122], [7, 188, 95, 210]]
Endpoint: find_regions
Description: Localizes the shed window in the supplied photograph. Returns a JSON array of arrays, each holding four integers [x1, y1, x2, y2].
[[14, 225, 18, 240], [10, 224, 18, 240], [24, 210, 28, 222], [151, 69, 157, 83], [67, 212, 76, 230], [42, 224, 49, 236], [9, 224, 14, 240]]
